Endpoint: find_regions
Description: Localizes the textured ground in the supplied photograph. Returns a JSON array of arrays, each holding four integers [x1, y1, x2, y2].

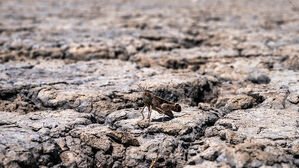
[[0, 0, 298, 167]]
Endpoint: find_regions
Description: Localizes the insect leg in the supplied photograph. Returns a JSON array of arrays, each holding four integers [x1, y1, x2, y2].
[[140, 106, 145, 120], [147, 105, 152, 122]]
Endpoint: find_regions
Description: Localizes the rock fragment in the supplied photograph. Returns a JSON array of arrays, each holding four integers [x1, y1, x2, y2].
[[247, 72, 271, 84]]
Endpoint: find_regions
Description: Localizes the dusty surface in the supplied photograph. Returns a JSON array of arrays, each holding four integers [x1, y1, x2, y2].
[[0, 0, 298, 167]]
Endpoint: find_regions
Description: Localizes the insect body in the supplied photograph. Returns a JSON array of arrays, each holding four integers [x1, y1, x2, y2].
[[138, 85, 181, 122]]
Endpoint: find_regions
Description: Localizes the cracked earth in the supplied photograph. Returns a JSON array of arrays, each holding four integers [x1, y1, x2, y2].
[[0, 0, 298, 167]]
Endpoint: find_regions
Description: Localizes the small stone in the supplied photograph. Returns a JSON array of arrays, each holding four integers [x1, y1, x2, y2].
[[80, 133, 111, 152], [137, 120, 150, 129], [105, 111, 127, 127], [247, 72, 271, 84], [106, 131, 140, 147], [188, 155, 202, 165], [30, 134, 42, 142], [227, 95, 255, 110], [42, 141, 57, 154], [95, 151, 113, 168], [200, 146, 221, 161], [162, 58, 188, 69], [55, 138, 68, 151], [60, 151, 77, 164], [287, 93, 299, 104], [224, 130, 245, 144], [198, 103, 213, 111]]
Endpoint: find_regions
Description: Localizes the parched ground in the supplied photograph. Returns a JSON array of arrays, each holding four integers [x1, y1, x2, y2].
[[0, 0, 298, 167]]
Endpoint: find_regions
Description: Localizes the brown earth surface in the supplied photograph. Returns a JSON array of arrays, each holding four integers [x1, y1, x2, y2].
[[0, 0, 298, 167]]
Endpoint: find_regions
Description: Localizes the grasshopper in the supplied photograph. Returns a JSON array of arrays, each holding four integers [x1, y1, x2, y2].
[[138, 85, 182, 122]]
